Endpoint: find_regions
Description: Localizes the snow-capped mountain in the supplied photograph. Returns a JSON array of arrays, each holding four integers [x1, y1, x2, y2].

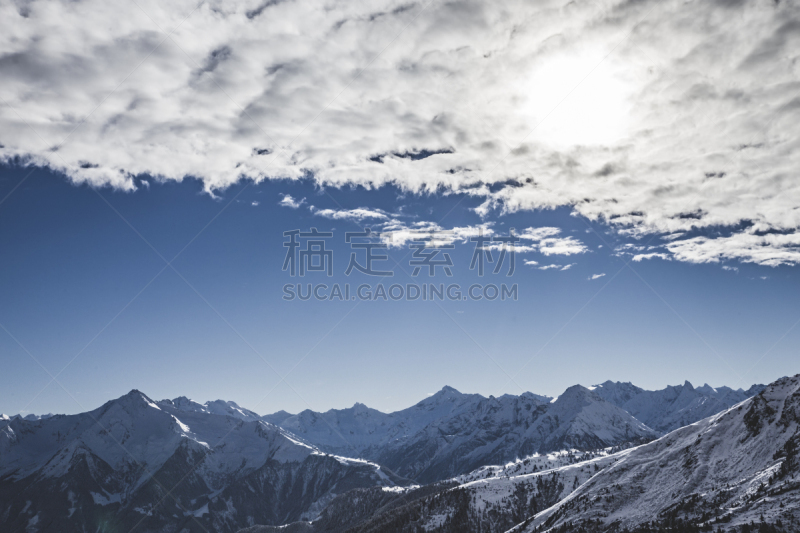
[[0, 412, 55, 421], [517, 374, 800, 532], [162, 395, 264, 422], [236, 376, 796, 533], [0, 378, 771, 533], [273, 385, 654, 483], [0, 390, 399, 533], [590, 379, 766, 434]]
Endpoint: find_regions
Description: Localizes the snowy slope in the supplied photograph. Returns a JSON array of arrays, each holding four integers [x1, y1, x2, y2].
[[238, 445, 638, 533], [0, 390, 398, 533], [515, 374, 800, 532], [453, 445, 634, 484]]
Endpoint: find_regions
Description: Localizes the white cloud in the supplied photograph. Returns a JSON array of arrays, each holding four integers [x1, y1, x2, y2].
[[524, 260, 538, 266], [374, 221, 495, 248], [310, 206, 389, 221], [517, 227, 588, 256], [519, 227, 562, 241], [538, 236, 588, 256], [1, 0, 799, 265], [666, 232, 800, 267], [538, 264, 561, 270], [481, 242, 538, 254], [279, 194, 305, 209], [632, 252, 672, 262], [251, 201, 259, 206], [589, 273, 606, 280]]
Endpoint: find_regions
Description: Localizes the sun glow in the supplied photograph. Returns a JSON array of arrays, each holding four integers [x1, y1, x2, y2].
[[521, 51, 634, 148]]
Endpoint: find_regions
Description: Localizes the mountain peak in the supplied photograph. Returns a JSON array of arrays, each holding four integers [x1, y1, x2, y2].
[[121, 389, 151, 402], [561, 384, 595, 397], [170, 395, 196, 406], [208, 399, 241, 409], [518, 392, 553, 403], [696, 383, 717, 394], [421, 385, 464, 403], [547, 385, 599, 410], [112, 389, 160, 411], [598, 380, 620, 387], [683, 380, 694, 391]]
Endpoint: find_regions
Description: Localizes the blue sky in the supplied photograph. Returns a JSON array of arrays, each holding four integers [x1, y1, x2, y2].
[[1, 164, 797, 417]]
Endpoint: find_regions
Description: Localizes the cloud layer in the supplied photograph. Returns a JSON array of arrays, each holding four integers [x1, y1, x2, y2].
[[1, 0, 799, 264]]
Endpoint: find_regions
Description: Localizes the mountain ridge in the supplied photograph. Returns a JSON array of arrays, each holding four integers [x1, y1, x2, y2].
[[242, 374, 795, 533], [0, 378, 770, 532], [0, 390, 399, 533]]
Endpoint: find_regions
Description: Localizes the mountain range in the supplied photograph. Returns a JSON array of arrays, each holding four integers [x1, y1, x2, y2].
[[266, 380, 765, 483], [0, 378, 771, 532], [237, 374, 800, 533], [0, 391, 399, 533], [275, 385, 653, 484], [589, 380, 766, 434]]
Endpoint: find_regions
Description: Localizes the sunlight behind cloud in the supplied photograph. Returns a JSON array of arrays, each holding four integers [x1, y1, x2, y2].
[[521, 51, 634, 148]]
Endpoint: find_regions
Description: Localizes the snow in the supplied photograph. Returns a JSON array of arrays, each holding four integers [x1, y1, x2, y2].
[[453, 447, 626, 484], [423, 512, 451, 530], [67, 491, 77, 518], [172, 414, 192, 433], [91, 491, 122, 506], [187, 503, 209, 517], [313, 452, 393, 485], [142, 396, 161, 410], [382, 485, 420, 493], [520, 375, 800, 532]]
